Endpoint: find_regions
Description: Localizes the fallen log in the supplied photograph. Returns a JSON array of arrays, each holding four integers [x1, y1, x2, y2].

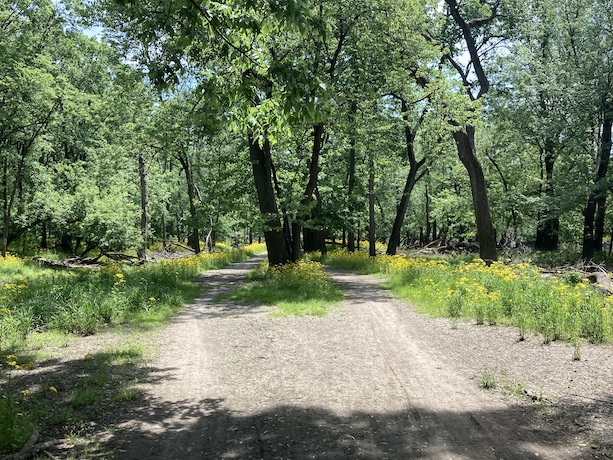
[[164, 241, 196, 253]]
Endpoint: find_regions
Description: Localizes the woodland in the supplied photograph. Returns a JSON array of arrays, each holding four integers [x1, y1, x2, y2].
[[1, 0, 612, 266]]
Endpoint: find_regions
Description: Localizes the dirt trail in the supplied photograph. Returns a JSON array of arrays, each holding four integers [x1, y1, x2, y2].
[[109, 256, 592, 459]]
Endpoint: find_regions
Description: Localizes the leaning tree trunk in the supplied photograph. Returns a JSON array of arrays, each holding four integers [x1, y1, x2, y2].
[[387, 100, 425, 255], [249, 135, 290, 266], [452, 126, 497, 263], [583, 115, 612, 260]]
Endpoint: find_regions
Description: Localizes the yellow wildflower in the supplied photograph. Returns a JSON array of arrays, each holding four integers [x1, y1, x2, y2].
[[49, 386, 58, 393]]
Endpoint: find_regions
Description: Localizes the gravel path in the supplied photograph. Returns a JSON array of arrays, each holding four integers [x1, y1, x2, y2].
[[107, 256, 612, 459]]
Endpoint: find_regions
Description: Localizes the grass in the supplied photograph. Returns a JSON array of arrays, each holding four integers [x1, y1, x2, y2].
[[0, 243, 266, 353], [479, 369, 498, 390], [220, 259, 344, 316], [324, 249, 613, 345]]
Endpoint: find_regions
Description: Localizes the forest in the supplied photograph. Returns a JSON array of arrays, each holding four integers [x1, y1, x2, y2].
[[3, 1, 613, 456], [1, 0, 612, 266]]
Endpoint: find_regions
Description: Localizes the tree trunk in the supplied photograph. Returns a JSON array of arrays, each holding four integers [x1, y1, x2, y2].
[[452, 126, 498, 262], [386, 101, 425, 255], [291, 122, 324, 261], [368, 155, 376, 257], [177, 154, 200, 254], [536, 143, 559, 251], [303, 188, 326, 254], [41, 221, 48, 249], [347, 102, 357, 252], [137, 151, 148, 261], [162, 207, 168, 244], [249, 135, 290, 266], [582, 115, 612, 260], [2, 157, 8, 257]]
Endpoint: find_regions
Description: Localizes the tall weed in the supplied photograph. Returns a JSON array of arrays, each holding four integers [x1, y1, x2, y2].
[[0, 244, 265, 351], [324, 250, 613, 344]]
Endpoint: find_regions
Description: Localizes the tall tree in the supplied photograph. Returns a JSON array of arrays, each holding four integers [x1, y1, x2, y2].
[[436, 0, 506, 262]]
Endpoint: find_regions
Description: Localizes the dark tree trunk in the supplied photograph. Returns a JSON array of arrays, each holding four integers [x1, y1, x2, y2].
[[536, 143, 559, 251], [177, 154, 200, 254], [249, 135, 290, 266], [291, 122, 324, 261], [41, 221, 48, 249], [60, 234, 72, 253], [425, 187, 431, 243], [595, 116, 613, 251], [303, 188, 326, 254], [162, 208, 168, 244], [583, 115, 612, 260], [386, 99, 426, 256], [137, 151, 148, 261], [594, 193, 608, 251], [452, 127, 498, 262], [368, 155, 376, 257], [2, 157, 8, 257]]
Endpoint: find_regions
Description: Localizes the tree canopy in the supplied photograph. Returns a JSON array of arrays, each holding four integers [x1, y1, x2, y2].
[[1, 0, 612, 264]]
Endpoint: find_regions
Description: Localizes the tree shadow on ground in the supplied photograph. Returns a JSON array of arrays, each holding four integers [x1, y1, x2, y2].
[[103, 393, 613, 459], [0, 349, 172, 458], [5, 351, 612, 459]]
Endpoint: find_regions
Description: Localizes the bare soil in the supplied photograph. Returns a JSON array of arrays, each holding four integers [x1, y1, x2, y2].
[[8, 255, 613, 459]]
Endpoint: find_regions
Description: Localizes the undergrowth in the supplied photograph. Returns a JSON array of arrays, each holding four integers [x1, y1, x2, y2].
[[324, 249, 613, 344], [220, 260, 343, 316], [0, 244, 266, 353]]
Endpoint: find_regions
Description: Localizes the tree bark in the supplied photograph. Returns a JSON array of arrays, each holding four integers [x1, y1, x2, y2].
[[41, 221, 48, 249], [583, 115, 612, 260], [249, 135, 290, 266], [452, 126, 498, 262]]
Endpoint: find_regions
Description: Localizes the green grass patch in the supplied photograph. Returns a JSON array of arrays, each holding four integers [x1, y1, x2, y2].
[[324, 249, 613, 344], [220, 260, 344, 317], [114, 387, 141, 402], [71, 388, 103, 408]]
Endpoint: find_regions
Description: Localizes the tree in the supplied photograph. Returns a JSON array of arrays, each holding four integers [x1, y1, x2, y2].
[[434, 0, 507, 262]]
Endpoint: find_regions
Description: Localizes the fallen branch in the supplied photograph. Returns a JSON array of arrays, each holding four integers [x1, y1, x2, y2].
[[164, 242, 196, 253]]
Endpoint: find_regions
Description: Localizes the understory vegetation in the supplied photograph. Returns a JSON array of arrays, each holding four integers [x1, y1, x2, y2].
[[324, 250, 613, 345], [0, 244, 265, 353]]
